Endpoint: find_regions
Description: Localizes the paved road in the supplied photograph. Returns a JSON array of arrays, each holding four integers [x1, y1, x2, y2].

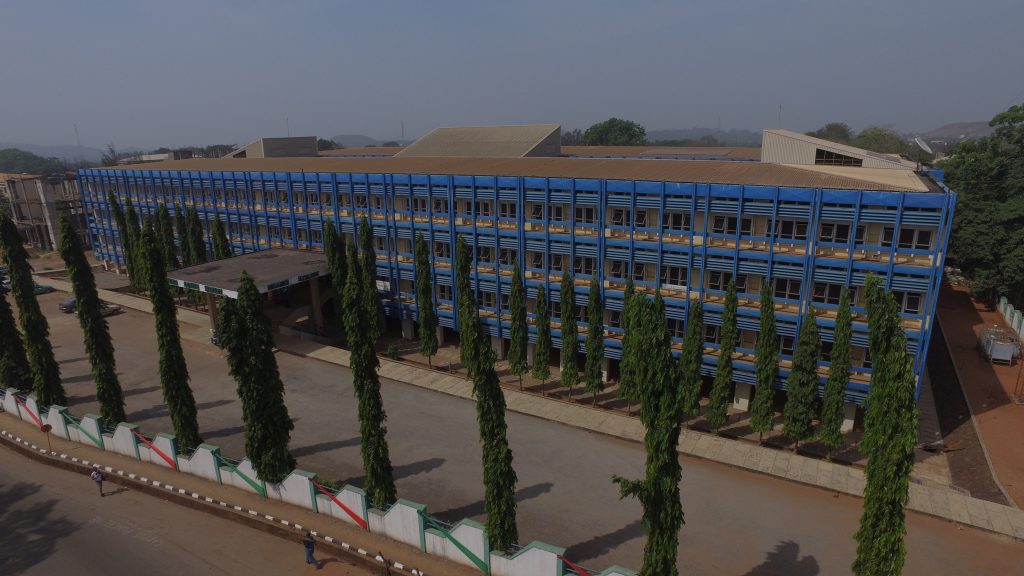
[[0, 444, 369, 575], [36, 290, 1024, 575]]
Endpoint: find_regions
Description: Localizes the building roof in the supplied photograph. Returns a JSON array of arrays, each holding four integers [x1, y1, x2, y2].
[[167, 249, 328, 299], [319, 147, 403, 157], [96, 155, 932, 192], [395, 124, 561, 158], [562, 146, 761, 160], [761, 129, 917, 169]]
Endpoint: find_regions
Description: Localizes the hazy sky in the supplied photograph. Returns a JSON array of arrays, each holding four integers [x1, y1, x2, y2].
[[2, 0, 1022, 150]]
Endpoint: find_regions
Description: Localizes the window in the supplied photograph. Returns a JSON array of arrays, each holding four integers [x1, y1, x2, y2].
[[819, 222, 851, 243], [528, 251, 543, 269], [773, 278, 801, 300], [480, 291, 496, 309], [372, 195, 384, 210], [437, 284, 452, 301], [855, 225, 866, 244], [551, 205, 566, 222], [499, 248, 517, 266], [706, 270, 742, 291], [551, 254, 565, 271], [477, 246, 494, 262], [711, 215, 752, 235], [634, 211, 648, 227], [412, 197, 428, 212], [892, 290, 923, 314], [661, 265, 687, 288], [574, 205, 596, 225], [812, 282, 845, 305], [575, 304, 588, 322], [531, 204, 544, 220], [574, 256, 596, 276], [473, 201, 492, 217], [897, 228, 933, 250], [611, 208, 629, 226], [374, 237, 386, 252], [610, 259, 627, 278], [821, 340, 834, 362], [432, 198, 449, 213], [779, 335, 796, 356], [500, 293, 511, 310], [815, 148, 863, 167], [608, 310, 623, 329], [663, 211, 691, 232], [704, 324, 720, 344], [434, 242, 451, 259], [775, 219, 809, 240], [632, 262, 647, 281], [354, 195, 368, 208], [882, 226, 894, 248], [667, 318, 686, 338], [499, 202, 517, 219]]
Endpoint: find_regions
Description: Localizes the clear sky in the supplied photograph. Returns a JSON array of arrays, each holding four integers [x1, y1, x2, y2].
[[2, 0, 1022, 149]]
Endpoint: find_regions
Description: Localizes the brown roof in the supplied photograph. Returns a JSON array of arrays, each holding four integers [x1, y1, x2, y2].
[[562, 146, 761, 160], [395, 124, 561, 158], [101, 156, 927, 192], [319, 147, 402, 157]]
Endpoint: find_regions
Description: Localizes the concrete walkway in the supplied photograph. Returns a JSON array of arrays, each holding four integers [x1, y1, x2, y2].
[[40, 276, 1024, 542]]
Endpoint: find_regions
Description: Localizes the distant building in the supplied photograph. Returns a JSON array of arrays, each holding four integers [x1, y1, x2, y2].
[[225, 137, 318, 159], [1, 172, 89, 251], [119, 150, 194, 165]]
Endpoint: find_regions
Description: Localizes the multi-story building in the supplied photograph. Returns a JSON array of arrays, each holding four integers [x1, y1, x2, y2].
[[77, 127, 956, 423], [2, 172, 89, 251]]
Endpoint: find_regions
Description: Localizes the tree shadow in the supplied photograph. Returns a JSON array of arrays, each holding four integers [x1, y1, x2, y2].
[[62, 374, 97, 385], [0, 482, 79, 575], [66, 384, 161, 407], [348, 457, 447, 487], [57, 356, 88, 365], [741, 540, 819, 576], [562, 519, 644, 564], [126, 398, 234, 422], [291, 436, 361, 458], [433, 482, 554, 523], [202, 424, 245, 440]]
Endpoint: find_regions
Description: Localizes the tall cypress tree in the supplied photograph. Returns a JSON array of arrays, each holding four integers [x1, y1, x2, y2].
[[141, 222, 202, 450], [613, 294, 685, 576], [226, 272, 296, 483], [853, 280, 918, 576], [108, 193, 131, 274], [211, 218, 231, 260], [155, 205, 178, 271], [507, 263, 529, 388], [58, 214, 125, 427], [618, 279, 640, 412], [358, 216, 383, 344], [323, 221, 348, 342], [125, 203, 143, 289], [175, 206, 193, 267], [783, 306, 821, 450], [0, 214, 64, 406], [414, 233, 438, 366], [584, 276, 605, 405], [0, 286, 31, 390], [819, 287, 852, 454], [559, 272, 579, 398], [705, 279, 737, 431], [455, 235, 480, 374], [531, 284, 551, 384], [678, 300, 704, 420], [186, 208, 207, 265], [750, 281, 779, 443], [133, 214, 152, 293]]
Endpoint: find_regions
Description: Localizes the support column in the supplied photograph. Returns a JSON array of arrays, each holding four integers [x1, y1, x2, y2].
[[527, 343, 536, 365], [733, 382, 752, 411], [206, 293, 219, 331], [401, 318, 415, 340], [841, 402, 857, 433], [490, 336, 505, 360], [309, 279, 324, 335], [435, 325, 445, 346], [601, 357, 610, 383]]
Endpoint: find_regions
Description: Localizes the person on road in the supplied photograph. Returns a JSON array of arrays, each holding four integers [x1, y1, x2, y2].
[[90, 465, 104, 497], [303, 532, 321, 569]]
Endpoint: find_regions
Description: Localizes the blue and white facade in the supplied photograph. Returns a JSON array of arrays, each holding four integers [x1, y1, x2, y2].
[[78, 163, 956, 406]]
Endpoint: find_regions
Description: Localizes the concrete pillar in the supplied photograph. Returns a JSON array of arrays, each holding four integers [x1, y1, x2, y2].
[[401, 318, 415, 340], [601, 357, 610, 383], [309, 279, 324, 335], [436, 325, 445, 346], [206, 293, 219, 331], [733, 382, 752, 411], [527, 343, 536, 365], [841, 402, 857, 433], [490, 336, 506, 360]]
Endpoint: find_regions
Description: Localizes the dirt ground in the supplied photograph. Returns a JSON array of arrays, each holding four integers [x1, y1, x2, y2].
[[937, 284, 1024, 507]]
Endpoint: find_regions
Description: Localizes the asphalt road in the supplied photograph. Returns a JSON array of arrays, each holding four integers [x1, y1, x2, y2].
[[0, 444, 369, 575], [35, 289, 1024, 575]]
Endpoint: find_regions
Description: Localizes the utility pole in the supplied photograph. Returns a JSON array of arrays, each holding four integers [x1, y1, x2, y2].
[[286, 116, 290, 137], [778, 105, 783, 128]]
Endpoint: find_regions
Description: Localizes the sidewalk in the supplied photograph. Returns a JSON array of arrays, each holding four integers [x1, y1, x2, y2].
[[38, 275, 1024, 541]]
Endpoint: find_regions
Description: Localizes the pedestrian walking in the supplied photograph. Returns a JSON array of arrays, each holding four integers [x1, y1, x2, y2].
[[303, 532, 321, 569], [90, 465, 104, 497]]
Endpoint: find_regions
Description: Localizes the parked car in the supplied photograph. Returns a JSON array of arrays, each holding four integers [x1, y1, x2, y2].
[[98, 303, 123, 317], [59, 297, 77, 313], [34, 284, 54, 295]]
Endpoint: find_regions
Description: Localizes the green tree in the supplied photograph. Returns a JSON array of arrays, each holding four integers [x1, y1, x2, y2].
[[783, 307, 821, 450], [582, 118, 647, 146], [342, 242, 397, 504], [58, 214, 125, 427], [175, 206, 192, 267], [186, 208, 207, 265], [749, 281, 779, 442], [851, 126, 914, 156], [561, 128, 583, 146], [358, 217, 383, 344], [140, 222, 202, 450], [154, 206, 178, 271], [618, 279, 642, 412], [559, 272, 579, 398], [819, 287, 852, 455], [225, 272, 296, 483], [531, 284, 551, 384], [0, 286, 31, 390], [507, 263, 529, 388], [678, 300, 704, 420], [124, 203, 142, 289], [211, 218, 231, 260], [612, 294, 685, 576], [0, 214, 64, 406], [583, 276, 605, 405], [414, 233, 438, 366], [456, 235, 480, 374], [317, 138, 340, 151], [806, 122, 854, 144], [0, 148, 65, 174], [705, 279, 737, 431], [323, 221, 347, 342], [854, 282, 919, 576]]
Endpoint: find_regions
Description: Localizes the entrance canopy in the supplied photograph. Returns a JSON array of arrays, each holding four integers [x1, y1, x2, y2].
[[168, 249, 329, 300]]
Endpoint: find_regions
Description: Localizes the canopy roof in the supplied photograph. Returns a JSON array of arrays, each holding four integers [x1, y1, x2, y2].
[[167, 249, 328, 299]]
